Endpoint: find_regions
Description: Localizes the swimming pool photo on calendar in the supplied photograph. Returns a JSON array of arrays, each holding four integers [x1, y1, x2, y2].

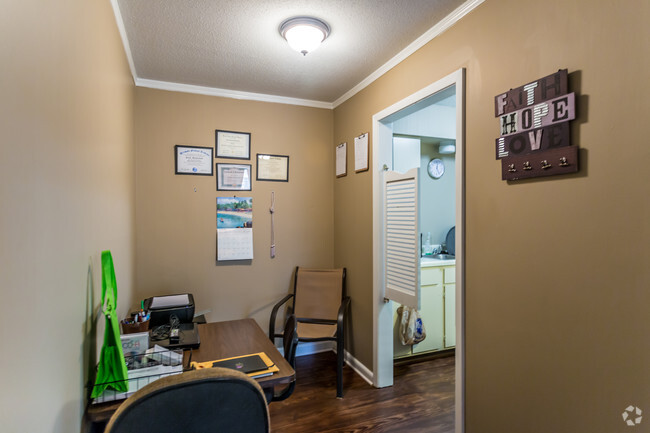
[[217, 197, 252, 229]]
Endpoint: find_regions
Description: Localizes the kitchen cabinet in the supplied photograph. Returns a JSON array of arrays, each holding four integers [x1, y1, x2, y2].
[[443, 266, 456, 348], [413, 267, 444, 353], [393, 261, 455, 359]]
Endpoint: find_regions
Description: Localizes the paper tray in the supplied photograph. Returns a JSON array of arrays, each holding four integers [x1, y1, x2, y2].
[[90, 349, 184, 404]]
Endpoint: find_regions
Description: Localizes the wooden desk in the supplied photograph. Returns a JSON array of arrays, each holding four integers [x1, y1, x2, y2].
[[186, 319, 295, 389], [86, 318, 294, 424]]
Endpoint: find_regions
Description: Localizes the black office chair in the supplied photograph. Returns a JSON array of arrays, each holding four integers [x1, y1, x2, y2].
[[266, 314, 298, 403], [269, 267, 349, 397], [104, 367, 270, 433]]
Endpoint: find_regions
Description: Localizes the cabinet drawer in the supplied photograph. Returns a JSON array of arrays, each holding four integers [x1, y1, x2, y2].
[[443, 266, 455, 284], [421, 267, 442, 286]]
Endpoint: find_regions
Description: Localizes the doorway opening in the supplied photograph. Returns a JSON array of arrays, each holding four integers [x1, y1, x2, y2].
[[371, 69, 465, 433]]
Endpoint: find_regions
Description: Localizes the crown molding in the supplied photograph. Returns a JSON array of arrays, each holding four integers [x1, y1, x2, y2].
[[110, 0, 138, 84], [332, 0, 484, 108], [112, 0, 484, 110], [134, 78, 334, 109]]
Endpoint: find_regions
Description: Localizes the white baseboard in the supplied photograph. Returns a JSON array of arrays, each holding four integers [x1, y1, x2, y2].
[[293, 342, 375, 387], [342, 349, 374, 386], [295, 341, 334, 357]]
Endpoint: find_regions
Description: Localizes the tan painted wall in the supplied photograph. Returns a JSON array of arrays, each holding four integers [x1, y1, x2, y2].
[[0, 1, 135, 432], [134, 88, 334, 328], [333, 0, 649, 432]]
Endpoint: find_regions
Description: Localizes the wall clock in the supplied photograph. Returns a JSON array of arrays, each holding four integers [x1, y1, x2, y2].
[[427, 158, 445, 179]]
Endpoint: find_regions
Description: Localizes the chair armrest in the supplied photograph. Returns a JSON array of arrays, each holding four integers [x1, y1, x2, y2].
[[269, 293, 294, 341], [337, 296, 351, 334]]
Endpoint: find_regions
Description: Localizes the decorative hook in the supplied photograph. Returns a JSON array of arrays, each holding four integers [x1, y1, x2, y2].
[[508, 163, 516, 172], [523, 161, 532, 170], [559, 157, 569, 167], [541, 160, 551, 169]]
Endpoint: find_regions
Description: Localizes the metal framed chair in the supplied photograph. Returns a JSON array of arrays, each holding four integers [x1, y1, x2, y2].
[[104, 367, 270, 433], [265, 314, 298, 403], [269, 267, 349, 397]]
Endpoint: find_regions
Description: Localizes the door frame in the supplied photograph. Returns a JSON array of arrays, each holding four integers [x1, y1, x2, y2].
[[371, 68, 465, 433]]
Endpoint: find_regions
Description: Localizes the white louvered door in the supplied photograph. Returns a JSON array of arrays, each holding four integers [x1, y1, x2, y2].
[[384, 167, 420, 309]]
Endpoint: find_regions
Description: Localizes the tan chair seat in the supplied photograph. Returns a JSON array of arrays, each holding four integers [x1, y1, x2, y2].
[[297, 322, 337, 339]]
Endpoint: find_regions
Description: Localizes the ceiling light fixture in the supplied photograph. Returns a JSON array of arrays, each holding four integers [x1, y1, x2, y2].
[[279, 17, 330, 56]]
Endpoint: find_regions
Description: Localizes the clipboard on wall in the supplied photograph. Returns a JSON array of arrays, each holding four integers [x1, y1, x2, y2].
[[354, 133, 369, 173], [336, 142, 347, 178]]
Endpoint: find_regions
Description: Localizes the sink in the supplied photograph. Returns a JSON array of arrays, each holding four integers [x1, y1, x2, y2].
[[426, 254, 455, 260]]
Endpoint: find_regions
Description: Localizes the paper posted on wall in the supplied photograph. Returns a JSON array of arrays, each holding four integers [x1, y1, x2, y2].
[[217, 197, 253, 261]]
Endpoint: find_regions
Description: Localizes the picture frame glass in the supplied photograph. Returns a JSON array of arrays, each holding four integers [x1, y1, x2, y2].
[[217, 164, 252, 191], [216, 130, 251, 160], [256, 154, 289, 182], [175, 145, 213, 175]]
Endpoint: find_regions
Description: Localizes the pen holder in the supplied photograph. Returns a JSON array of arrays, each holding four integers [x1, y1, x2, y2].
[[121, 317, 150, 334]]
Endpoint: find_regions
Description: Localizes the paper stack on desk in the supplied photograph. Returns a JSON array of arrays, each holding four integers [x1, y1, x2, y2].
[[190, 352, 279, 378]]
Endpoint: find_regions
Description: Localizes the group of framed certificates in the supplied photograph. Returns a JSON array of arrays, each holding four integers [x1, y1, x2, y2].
[[174, 129, 289, 190]]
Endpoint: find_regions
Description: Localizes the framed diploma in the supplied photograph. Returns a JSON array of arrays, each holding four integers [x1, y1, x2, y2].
[[174, 145, 213, 175], [216, 163, 252, 191], [215, 130, 251, 160], [256, 154, 289, 182]]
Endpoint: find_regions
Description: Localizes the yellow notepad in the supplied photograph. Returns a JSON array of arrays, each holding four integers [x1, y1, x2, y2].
[[191, 352, 279, 378]]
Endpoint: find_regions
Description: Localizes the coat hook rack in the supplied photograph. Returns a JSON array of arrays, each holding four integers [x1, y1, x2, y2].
[[500, 146, 578, 181]]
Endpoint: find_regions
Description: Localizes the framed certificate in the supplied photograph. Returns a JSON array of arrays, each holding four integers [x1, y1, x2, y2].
[[216, 163, 252, 191], [256, 154, 289, 182], [215, 130, 251, 160], [174, 145, 213, 175]]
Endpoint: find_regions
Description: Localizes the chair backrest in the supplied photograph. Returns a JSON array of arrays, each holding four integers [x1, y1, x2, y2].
[[105, 367, 270, 433], [282, 314, 298, 368], [293, 267, 345, 321]]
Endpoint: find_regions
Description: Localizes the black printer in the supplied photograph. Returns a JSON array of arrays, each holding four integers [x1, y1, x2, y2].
[[143, 293, 195, 327]]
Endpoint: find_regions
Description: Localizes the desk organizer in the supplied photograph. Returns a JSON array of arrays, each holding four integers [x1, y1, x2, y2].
[[121, 318, 150, 334], [90, 349, 185, 404]]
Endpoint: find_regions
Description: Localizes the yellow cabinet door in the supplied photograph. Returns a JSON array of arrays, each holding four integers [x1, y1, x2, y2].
[[444, 283, 456, 348], [413, 283, 444, 353]]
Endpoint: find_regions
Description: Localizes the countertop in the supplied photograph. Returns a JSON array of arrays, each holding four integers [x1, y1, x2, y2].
[[421, 256, 456, 267]]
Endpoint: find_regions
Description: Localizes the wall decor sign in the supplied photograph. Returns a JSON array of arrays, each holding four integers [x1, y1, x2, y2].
[[215, 130, 251, 160], [256, 154, 289, 182], [494, 69, 579, 180], [174, 145, 213, 175], [216, 163, 252, 191]]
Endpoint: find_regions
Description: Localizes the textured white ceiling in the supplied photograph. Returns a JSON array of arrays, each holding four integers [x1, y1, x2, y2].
[[115, 0, 468, 105]]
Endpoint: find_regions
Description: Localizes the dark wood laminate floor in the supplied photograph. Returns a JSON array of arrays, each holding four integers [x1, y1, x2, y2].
[[269, 351, 455, 433]]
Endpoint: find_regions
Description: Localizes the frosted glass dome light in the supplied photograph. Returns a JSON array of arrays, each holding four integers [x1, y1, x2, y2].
[[280, 17, 330, 56]]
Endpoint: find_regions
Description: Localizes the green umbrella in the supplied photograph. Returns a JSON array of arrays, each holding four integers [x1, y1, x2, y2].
[[91, 250, 129, 398]]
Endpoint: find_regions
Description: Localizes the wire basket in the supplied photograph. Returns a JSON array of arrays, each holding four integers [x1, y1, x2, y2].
[[90, 348, 185, 404]]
